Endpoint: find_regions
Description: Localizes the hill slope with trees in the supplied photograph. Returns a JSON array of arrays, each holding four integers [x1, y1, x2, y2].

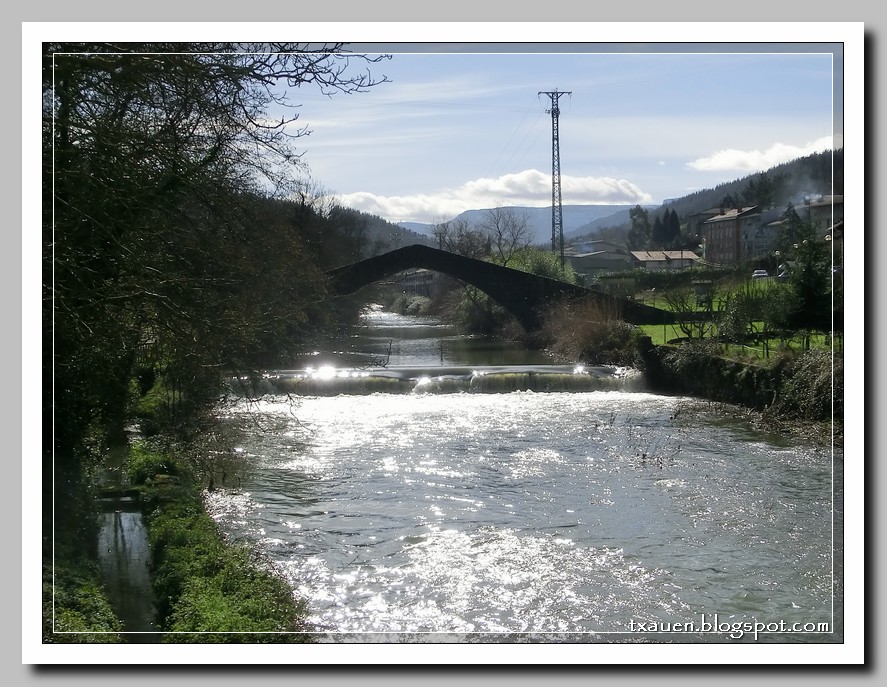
[[572, 148, 842, 249]]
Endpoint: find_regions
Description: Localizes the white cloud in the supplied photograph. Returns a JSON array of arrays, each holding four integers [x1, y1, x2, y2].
[[333, 169, 652, 223], [686, 135, 835, 173]]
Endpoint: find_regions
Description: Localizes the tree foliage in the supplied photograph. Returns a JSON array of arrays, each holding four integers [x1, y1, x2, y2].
[[508, 247, 580, 284], [326, 205, 430, 262], [44, 44, 391, 638], [626, 205, 651, 249], [429, 211, 578, 334], [651, 215, 664, 247], [650, 208, 681, 249], [45, 43, 390, 463], [741, 172, 786, 208], [772, 205, 832, 334]]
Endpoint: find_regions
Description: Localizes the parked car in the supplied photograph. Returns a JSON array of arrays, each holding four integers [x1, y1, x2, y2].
[[752, 269, 769, 279]]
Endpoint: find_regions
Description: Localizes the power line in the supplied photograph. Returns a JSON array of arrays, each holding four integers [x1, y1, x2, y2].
[[487, 109, 546, 180]]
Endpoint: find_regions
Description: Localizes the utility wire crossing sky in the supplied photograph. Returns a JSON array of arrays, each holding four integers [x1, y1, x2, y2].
[[280, 45, 841, 225]]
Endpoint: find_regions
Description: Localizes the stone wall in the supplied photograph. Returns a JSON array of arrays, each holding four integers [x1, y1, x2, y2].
[[637, 336, 782, 411]]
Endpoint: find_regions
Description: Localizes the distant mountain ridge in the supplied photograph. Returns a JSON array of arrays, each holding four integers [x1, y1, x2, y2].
[[398, 205, 641, 247], [396, 149, 841, 249]]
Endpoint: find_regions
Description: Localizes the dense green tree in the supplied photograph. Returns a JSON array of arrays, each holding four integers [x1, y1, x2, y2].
[[741, 172, 785, 208], [769, 204, 832, 338], [759, 283, 801, 357], [626, 205, 651, 249], [719, 193, 739, 209], [664, 208, 682, 248], [786, 238, 831, 336], [508, 246, 580, 284], [649, 208, 681, 249], [651, 215, 665, 247]]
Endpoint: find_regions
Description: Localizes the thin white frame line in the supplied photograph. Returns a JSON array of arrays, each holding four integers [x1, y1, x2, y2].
[[47, 44, 843, 639]]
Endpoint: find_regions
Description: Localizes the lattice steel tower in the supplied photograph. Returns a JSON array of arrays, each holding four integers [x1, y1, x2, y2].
[[539, 89, 571, 265]]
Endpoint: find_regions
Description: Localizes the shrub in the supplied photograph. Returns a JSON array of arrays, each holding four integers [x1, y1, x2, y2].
[[766, 348, 842, 423], [42, 561, 124, 643], [389, 293, 432, 316], [542, 297, 641, 366], [128, 443, 186, 486], [164, 550, 310, 642], [509, 247, 581, 284]]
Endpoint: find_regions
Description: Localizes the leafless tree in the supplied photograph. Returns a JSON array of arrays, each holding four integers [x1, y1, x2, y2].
[[430, 219, 490, 259], [479, 206, 533, 266]]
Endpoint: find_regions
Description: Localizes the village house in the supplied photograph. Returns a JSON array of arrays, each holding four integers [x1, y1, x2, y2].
[[629, 250, 701, 271], [565, 240, 631, 280], [699, 206, 758, 265], [698, 196, 843, 266], [739, 207, 784, 260], [796, 194, 844, 234]]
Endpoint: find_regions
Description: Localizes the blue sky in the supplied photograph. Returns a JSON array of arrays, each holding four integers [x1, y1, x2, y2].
[[282, 43, 841, 225]]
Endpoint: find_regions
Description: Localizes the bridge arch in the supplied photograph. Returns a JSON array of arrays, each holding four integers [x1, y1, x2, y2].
[[326, 244, 675, 333]]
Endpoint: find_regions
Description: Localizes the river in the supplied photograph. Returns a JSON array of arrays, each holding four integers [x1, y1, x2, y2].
[[207, 305, 841, 643]]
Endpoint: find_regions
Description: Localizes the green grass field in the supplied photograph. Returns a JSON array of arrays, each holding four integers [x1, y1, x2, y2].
[[638, 321, 840, 361]]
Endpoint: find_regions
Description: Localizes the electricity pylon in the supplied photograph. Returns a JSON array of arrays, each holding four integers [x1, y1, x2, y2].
[[539, 89, 570, 266]]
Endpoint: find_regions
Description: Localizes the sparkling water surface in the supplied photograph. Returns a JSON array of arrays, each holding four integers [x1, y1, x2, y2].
[[208, 308, 840, 643]]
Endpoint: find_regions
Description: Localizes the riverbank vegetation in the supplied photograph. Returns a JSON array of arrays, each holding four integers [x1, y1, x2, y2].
[[540, 297, 642, 367], [536, 295, 840, 445], [42, 468, 125, 643], [387, 292, 435, 317], [41, 44, 844, 641], [128, 444, 312, 642], [44, 44, 391, 642], [538, 224, 841, 443]]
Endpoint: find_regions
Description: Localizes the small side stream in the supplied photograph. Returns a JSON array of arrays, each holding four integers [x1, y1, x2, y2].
[[96, 442, 162, 641]]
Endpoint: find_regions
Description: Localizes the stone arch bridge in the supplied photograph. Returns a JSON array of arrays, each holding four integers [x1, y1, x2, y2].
[[326, 244, 676, 334]]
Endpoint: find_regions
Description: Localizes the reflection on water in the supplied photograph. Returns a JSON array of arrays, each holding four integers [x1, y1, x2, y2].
[[208, 307, 840, 643], [97, 505, 161, 640], [291, 305, 554, 370]]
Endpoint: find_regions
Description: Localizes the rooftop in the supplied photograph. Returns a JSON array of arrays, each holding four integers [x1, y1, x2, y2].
[[630, 250, 701, 261]]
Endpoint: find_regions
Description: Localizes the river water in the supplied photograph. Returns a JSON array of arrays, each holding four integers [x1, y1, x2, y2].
[[208, 306, 841, 643]]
